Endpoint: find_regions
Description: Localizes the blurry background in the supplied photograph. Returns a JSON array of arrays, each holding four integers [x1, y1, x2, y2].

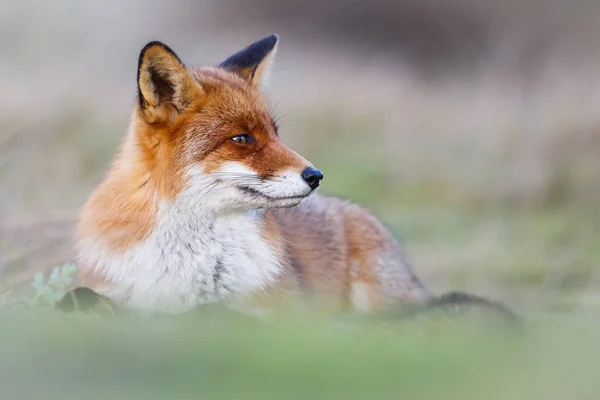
[[1, 0, 599, 316]]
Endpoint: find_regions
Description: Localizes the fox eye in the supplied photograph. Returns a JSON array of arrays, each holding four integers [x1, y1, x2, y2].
[[231, 134, 255, 145]]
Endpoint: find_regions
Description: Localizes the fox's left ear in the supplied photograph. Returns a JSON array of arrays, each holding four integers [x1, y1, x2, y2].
[[219, 34, 279, 90], [137, 41, 202, 123]]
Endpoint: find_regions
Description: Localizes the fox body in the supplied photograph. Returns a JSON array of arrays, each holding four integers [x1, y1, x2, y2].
[[73, 35, 431, 315]]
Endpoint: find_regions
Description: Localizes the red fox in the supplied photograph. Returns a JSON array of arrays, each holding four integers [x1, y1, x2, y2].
[[59, 35, 517, 324]]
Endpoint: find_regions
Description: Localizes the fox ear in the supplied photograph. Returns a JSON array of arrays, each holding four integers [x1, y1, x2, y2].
[[219, 34, 279, 90], [137, 41, 202, 123]]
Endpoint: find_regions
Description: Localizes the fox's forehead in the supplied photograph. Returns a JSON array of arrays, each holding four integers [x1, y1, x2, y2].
[[189, 67, 272, 121], [190, 66, 248, 91]]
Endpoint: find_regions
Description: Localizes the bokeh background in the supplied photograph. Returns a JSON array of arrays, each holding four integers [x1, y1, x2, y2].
[[2, 0, 600, 315], [2, 1, 600, 399]]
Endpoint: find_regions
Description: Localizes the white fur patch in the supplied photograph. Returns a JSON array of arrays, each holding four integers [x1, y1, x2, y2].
[[218, 161, 311, 201], [350, 281, 376, 313], [78, 166, 285, 314]]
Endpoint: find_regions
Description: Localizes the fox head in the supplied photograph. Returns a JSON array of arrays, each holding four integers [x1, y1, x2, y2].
[[132, 34, 322, 212]]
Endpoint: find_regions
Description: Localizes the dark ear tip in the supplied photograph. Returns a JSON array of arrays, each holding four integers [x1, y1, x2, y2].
[[219, 34, 280, 72], [261, 34, 279, 52], [138, 41, 183, 68], [140, 41, 168, 57]]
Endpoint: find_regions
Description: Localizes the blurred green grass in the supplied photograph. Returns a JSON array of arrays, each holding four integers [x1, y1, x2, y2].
[[0, 307, 598, 400]]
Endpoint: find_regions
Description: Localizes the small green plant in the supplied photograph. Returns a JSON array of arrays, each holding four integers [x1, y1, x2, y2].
[[31, 263, 77, 307]]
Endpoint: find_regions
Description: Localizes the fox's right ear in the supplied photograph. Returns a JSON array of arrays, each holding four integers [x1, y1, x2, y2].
[[219, 34, 279, 90], [137, 41, 202, 123]]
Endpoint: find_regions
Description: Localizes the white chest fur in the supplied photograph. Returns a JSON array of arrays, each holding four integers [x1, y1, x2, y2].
[[82, 204, 283, 314]]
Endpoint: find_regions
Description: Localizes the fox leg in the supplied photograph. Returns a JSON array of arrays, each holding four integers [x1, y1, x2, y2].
[[344, 217, 430, 313]]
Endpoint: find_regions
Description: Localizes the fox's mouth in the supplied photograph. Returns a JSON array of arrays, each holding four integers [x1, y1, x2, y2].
[[236, 185, 310, 201]]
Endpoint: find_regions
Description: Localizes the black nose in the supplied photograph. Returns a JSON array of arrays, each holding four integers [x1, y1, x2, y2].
[[301, 167, 323, 190]]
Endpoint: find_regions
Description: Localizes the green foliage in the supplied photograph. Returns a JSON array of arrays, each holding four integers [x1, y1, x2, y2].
[[31, 263, 77, 307]]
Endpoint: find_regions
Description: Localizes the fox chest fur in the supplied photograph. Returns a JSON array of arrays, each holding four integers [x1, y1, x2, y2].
[[80, 202, 284, 314]]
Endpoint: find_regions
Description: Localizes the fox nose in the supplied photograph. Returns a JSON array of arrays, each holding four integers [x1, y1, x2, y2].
[[301, 167, 323, 190]]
